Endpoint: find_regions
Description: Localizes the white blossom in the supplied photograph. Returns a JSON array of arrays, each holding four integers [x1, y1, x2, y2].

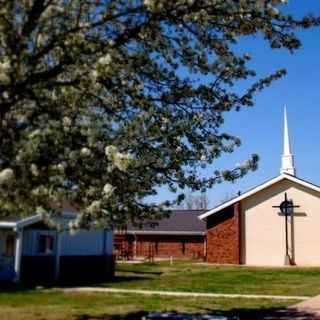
[[80, 147, 91, 157], [200, 154, 206, 161], [0, 58, 11, 85], [105, 145, 134, 171], [98, 53, 112, 66], [90, 70, 99, 81], [56, 163, 65, 173], [269, 6, 280, 17], [31, 188, 41, 196], [35, 206, 46, 215], [31, 186, 49, 197], [79, 22, 90, 28], [28, 129, 41, 139], [30, 164, 39, 177], [2, 91, 9, 99], [68, 219, 80, 229], [68, 218, 80, 235], [103, 183, 115, 197], [63, 117, 72, 127], [87, 200, 101, 214], [105, 145, 117, 157], [41, 4, 65, 20], [144, 0, 163, 12], [0, 168, 14, 185], [162, 116, 170, 124], [37, 33, 47, 46]]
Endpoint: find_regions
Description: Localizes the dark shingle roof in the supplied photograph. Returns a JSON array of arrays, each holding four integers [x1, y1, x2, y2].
[[126, 210, 206, 234]]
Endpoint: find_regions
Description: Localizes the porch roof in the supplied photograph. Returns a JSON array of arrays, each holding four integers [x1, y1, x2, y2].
[[0, 215, 42, 230]]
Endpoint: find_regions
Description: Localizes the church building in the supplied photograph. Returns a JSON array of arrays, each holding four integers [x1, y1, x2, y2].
[[200, 108, 320, 266]]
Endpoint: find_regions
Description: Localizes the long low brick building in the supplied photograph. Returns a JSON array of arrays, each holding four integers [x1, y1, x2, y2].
[[114, 210, 206, 260]]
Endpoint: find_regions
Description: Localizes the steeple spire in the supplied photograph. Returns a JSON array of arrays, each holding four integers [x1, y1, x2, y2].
[[281, 106, 296, 176]]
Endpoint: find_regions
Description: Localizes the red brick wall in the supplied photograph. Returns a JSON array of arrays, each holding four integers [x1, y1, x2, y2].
[[114, 234, 135, 259], [206, 202, 241, 264], [115, 234, 205, 259], [136, 235, 205, 258]]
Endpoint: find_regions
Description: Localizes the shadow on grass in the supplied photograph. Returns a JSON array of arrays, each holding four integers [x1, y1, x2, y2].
[[117, 269, 163, 276], [73, 308, 320, 320], [59, 274, 156, 288], [75, 311, 147, 320], [0, 282, 36, 293], [0, 273, 155, 292], [105, 275, 156, 283]]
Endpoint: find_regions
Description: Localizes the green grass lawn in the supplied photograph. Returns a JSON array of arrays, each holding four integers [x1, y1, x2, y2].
[[0, 290, 295, 320], [104, 260, 320, 297], [1, 260, 320, 320]]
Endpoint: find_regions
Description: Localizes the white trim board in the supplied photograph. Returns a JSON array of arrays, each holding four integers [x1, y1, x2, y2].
[[16, 214, 42, 229], [0, 214, 42, 230], [199, 173, 320, 220], [0, 222, 17, 228], [124, 231, 205, 236]]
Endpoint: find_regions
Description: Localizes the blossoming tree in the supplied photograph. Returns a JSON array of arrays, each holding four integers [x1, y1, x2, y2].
[[0, 0, 318, 228]]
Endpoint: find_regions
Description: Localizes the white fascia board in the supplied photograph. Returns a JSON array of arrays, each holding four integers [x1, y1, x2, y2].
[[285, 174, 320, 193], [16, 214, 43, 229], [199, 174, 320, 220], [0, 222, 17, 228], [123, 231, 205, 236]]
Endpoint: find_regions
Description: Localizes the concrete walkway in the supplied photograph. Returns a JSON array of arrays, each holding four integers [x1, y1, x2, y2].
[[258, 295, 320, 319], [61, 287, 309, 301], [288, 296, 320, 318], [292, 295, 320, 313]]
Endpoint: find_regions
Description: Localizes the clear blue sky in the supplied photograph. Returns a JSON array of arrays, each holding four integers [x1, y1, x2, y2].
[[154, 1, 320, 208]]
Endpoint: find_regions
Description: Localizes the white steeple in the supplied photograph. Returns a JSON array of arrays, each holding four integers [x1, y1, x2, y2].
[[280, 106, 296, 176]]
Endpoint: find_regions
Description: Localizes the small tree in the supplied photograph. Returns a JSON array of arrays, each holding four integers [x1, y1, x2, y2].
[[196, 193, 210, 210], [0, 1, 318, 228], [178, 193, 209, 210]]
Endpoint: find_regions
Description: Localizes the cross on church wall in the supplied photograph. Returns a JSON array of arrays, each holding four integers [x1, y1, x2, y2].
[[272, 192, 299, 265]]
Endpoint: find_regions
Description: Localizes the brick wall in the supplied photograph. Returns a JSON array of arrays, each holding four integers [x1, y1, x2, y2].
[[115, 234, 205, 259], [136, 235, 205, 258], [206, 202, 241, 264], [114, 234, 135, 259]]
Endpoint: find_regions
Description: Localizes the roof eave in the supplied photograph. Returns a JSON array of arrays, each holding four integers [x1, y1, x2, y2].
[[0, 222, 17, 229], [118, 231, 205, 236], [16, 214, 43, 229], [199, 173, 320, 220], [0, 214, 43, 230]]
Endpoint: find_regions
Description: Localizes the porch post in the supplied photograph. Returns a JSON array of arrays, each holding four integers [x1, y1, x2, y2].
[[54, 231, 62, 282], [203, 234, 207, 261], [133, 234, 137, 259], [14, 229, 23, 283]]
